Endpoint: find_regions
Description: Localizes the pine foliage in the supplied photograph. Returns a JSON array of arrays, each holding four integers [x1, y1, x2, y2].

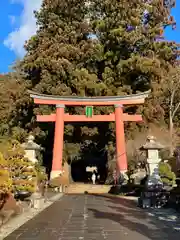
[[0, 140, 38, 193]]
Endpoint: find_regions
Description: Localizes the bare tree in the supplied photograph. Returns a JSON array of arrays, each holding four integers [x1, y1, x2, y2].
[[164, 66, 180, 155]]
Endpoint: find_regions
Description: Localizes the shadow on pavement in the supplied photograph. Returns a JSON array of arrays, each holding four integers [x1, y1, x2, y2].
[[88, 193, 180, 240]]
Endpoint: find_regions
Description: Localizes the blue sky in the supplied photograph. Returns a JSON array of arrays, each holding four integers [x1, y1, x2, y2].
[[0, 0, 41, 73], [0, 1, 179, 73]]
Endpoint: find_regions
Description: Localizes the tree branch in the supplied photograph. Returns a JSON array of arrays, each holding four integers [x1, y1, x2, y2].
[[172, 101, 180, 119], [170, 89, 175, 111]]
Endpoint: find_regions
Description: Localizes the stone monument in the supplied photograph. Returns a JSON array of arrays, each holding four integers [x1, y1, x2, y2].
[[140, 135, 164, 188]]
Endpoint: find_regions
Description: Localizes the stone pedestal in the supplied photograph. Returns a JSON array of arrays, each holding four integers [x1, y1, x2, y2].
[[33, 198, 44, 209], [31, 192, 44, 209]]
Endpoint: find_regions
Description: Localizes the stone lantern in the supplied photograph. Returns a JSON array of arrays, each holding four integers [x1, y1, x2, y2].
[[21, 135, 43, 164], [140, 135, 164, 188], [21, 135, 44, 209]]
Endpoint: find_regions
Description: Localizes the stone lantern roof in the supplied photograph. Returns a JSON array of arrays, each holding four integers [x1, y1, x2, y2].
[[140, 136, 164, 150], [21, 135, 43, 150]]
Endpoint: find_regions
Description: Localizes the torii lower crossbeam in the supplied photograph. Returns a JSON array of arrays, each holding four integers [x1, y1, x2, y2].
[[37, 113, 142, 122]]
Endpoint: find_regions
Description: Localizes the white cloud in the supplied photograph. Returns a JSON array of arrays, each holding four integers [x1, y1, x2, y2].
[[8, 15, 16, 25], [4, 0, 43, 57]]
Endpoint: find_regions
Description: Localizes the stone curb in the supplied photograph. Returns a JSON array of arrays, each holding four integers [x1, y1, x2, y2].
[[117, 195, 138, 202], [103, 193, 138, 202], [0, 193, 64, 239]]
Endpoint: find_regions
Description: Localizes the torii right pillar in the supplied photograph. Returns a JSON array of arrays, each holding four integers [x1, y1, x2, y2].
[[115, 104, 127, 176]]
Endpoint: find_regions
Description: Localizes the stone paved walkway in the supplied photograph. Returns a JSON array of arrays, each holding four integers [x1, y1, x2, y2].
[[4, 194, 180, 240]]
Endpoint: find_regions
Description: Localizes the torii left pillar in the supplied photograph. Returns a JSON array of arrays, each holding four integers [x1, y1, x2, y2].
[[50, 104, 64, 179]]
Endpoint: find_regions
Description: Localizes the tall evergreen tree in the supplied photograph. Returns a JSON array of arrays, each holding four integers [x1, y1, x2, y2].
[[23, 0, 105, 95], [20, 0, 108, 172]]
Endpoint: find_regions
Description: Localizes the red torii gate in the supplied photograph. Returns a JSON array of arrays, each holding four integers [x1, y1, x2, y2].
[[29, 91, 149, 179]]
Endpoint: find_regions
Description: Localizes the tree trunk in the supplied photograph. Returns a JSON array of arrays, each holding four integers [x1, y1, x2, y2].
[[169, 112, 174, 156], [68, 163, 73, 184]]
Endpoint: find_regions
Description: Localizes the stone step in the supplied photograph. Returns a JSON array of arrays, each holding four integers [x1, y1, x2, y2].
[[67, 184, 111, 194]]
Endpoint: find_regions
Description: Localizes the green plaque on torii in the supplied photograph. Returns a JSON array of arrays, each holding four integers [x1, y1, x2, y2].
[[85, 106, 93, 117]]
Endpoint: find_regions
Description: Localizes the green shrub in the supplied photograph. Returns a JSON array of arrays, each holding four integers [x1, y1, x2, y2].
[[159, 162, 176, 186]]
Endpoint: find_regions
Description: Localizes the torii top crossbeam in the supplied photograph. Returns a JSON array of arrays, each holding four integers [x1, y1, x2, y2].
[[29, 90, 150, 106]]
